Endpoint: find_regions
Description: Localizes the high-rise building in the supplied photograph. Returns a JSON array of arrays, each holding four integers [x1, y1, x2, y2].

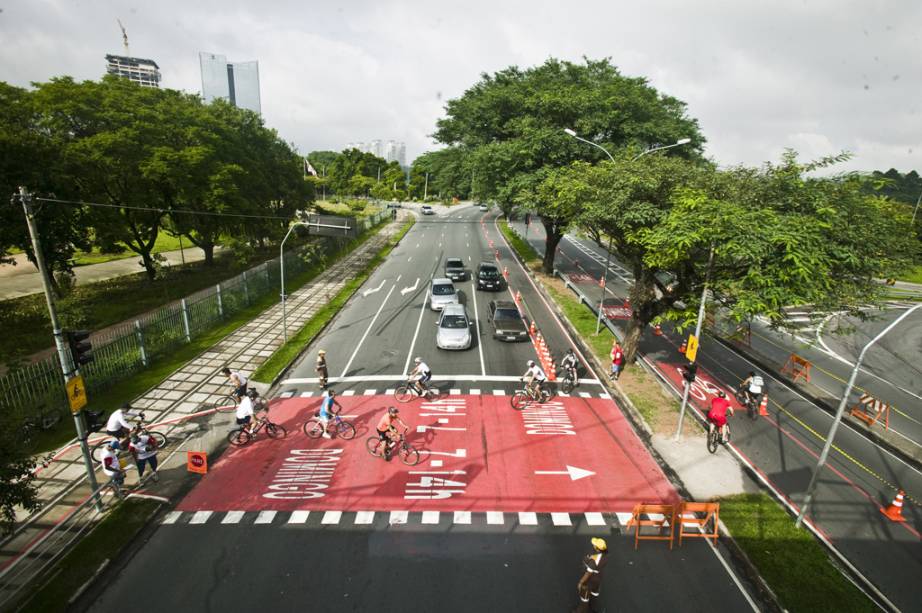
[[199, 52, 261, 115], [347, 140, 407, 166], [105, 54, 161, 88]]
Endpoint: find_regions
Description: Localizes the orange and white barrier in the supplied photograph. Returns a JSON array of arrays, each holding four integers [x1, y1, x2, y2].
[[881, 490, 906, 522]]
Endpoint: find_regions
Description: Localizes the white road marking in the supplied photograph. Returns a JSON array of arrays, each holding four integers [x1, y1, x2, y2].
[[300, 391, 314, 397], [385, 389, 396, 395], [362, 279, 385, 297], [615, 512, 633, 526], [341, 284, 396, 378], [551, 513, 572, 526], [401, 278, 420, 296], [450, 388, 461, 395], [471, 280, 486, 376], [518, 512, 538, 525], [363, 389, 377, 395], [407, 256, 412, 262], [403, 288, 431, 375], [493, 390, 505, 396], [162, 511, 182, 525], [453, 511, 471, 524], [341, 390, 355, 396], [470, 388, 480, 395], [255, 511, 276, 524], [288, 511, 310, 524], [321, 511, 342, 524], [486, 511, 504, 525], [584, 512, 606, 526], [389, 511, 409, 525], [431, 460, 444, 467], [221, 511, 245, 524], [281, 375, 605, 385], [421, 511, 440, 524], [354, 511, 375, 524], [189, 511, 212, 525]]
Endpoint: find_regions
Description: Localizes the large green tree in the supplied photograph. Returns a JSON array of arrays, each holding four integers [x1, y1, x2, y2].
[[434, 57, 704, 271]]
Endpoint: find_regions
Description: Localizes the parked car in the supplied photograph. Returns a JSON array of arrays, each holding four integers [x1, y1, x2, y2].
[[430, 278, 460, 311], [476, 262, 503, 291], [436, 304, 472, 350], [488, 300, 528, 342], [479, 203, 489, 212], [444, 257, 466, 281], [421, 205, 434, 215]]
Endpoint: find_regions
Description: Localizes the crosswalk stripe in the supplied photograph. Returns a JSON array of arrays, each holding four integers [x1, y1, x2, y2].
[[389, 510, 409, 525], [354, 511, 375, 524], [584, 512, 606, 526], [189, 511, 213, 525], [615, 512, 633, 526], [421, 511, 440, 524], [492, 390, 505, 396], [255, 511, 276, 524], [162, 511, 182, 525], [321, 511, 342, 524], [221, 511, 245, 524], [363, 389, 377, 396], [450, 388, 461, 395], [453, 511, 471, 524], [279, 391, 295, 398], [558, 392, 570, 397], [578, 392, 591, 398], [300, 391, 314, 398], [599, 393, 611, 399], [469, 388, 480, 395], [288, 510, 310, 524], [551, 513, 572, 526], [518, 512, 538, 525], [385, 389, 396, 396], [341, 390, 355, 396], [486, 511, 504, 525]]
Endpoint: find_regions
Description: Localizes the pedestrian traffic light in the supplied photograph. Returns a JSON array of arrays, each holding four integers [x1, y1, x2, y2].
[[65, 329, 94, 369], [682, 362, 697, 383]]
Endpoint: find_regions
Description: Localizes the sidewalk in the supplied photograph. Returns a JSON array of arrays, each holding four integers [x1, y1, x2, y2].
[[0, 246, 220, 300], [0, 213, 409, 606]]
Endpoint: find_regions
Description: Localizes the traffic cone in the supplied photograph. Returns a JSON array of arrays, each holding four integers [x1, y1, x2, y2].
[[529, 321, 536, 336], [516, 291, 522, 303], [758, 394, 769, 416], [503, 266, 508, 278], [599, 277, 605, 288], [678, 341, 687, 354], [881, 490, 907, 522], [653, 324, 663, 336]]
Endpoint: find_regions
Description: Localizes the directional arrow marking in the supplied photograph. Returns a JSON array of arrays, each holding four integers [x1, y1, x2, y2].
[[362, 279, 385, 297], [534, 465, 595, 481], [401, 278, 420, 296]]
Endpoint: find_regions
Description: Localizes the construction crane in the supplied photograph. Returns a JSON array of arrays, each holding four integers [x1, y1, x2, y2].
[[117, 19, 130, 56]]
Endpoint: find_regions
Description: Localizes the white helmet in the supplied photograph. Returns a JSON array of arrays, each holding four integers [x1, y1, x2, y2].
[[414, 357, 422, 364], [527, 360, 535, 367]]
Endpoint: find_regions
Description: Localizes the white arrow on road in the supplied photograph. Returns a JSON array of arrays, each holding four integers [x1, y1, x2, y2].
[[401, 278, 420, 296], [362, 279, 385, 297], [534, 465, 595, 481]]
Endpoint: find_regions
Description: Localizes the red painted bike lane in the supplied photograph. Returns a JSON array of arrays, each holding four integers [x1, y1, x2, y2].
[[178, 394, 678, 513]]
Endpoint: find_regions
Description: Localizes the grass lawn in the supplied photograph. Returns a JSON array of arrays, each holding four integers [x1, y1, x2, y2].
[[899, 264, 922, 284], [14, 498, 161, 611], [721, 493, 876, 612], [71, 233, 188, 266], [498, 218, 542, 265]]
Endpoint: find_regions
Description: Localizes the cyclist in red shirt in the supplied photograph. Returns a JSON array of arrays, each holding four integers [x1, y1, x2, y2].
[[707, 391, 734, 444]]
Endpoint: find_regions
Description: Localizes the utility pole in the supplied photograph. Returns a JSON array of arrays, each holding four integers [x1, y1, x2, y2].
[[423, 173, 429, 201], [17, 187, 102, 510], [675, 245, 715, 440]]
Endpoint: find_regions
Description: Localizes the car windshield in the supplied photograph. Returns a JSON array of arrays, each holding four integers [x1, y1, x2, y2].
[[440, 315, 468, 329], [432, 284, 455, 296], [479, 267, 499, 278], [494, 308, 521, 320], [446, 260, 463, 268]]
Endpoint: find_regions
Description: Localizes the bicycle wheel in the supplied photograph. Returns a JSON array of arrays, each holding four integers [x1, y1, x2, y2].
[[214, 394, 238, 413], [560, 377, 575, 394], [706, 428, 719, 454], [510, 391, 528, 411], [265, 423, 286, 439], [539, 388, 552, 403], [227, 429, 251, 446], [91, 440, 108, 463], [366, 436, 385, 457], [303, 418, 325, 438], [399, 444, 420, 466], [335, 420, 356, 440], [147, 431, 167, 448], [394, 386, 414, 403]]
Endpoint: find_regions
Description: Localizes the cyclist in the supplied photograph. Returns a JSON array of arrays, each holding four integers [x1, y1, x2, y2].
[[409, 357, 432, 395], [561, 349, 578, 384], [128, 432, 160, 482], [236, 388, 257, 434], [318, 388, 342, 439], [707, 391, 734, 444], [522, 360, 547, 398], [105, 403, 139, 448], [221, 367, 248, 400], [738, 371, 765, 406], [375, 406, 410, 459], [100, 440, 127, 496], [315, 350, 329, 389]]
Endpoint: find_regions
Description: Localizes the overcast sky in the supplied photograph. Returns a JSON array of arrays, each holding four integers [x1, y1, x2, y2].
[[1, 0, 919, 173]]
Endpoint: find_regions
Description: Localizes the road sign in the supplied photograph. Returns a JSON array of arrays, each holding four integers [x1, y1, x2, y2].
[[685, 334, 699, 362], [66, 375, 87, 413]]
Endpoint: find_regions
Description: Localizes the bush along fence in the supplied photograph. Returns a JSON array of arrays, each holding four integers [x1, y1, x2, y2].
[[0, 211, 388, 423]]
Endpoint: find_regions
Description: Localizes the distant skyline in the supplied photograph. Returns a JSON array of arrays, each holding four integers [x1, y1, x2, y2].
[[199, 52, 261, 115], [1, 1, 919, 172]]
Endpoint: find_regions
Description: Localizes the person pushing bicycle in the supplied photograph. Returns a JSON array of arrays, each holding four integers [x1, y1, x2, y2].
[[318, 389, 342, 439], [376, 407, 409, 459]]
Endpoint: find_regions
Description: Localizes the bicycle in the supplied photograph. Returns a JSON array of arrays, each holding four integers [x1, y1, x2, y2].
[[366, 432, 420, 465], [19, 403, 64, 444], [510, 380, 551, 410], [303, 412, 356, 440], [557, 365, 578, 393], [91, 412, 168, 462], [706, 420, 731, 454], [734, 389, 759, 420], [394, 380, 441, 403], [214, 394, 268, 414], [227, 411, 287, 446]]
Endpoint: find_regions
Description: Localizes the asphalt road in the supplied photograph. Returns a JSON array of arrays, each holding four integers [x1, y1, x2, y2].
[[89, 204, 759, 612], [514, 220, 922, 611]]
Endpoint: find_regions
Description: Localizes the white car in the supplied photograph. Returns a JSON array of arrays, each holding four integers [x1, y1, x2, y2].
[[429, 278, 460, 311], [436, 304, 472, 350], [479, 204, 489, 212], [421, 205, 434, 215]]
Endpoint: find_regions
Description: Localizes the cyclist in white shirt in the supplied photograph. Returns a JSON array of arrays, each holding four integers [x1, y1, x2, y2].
[[409, 357, 432, 395], [100, 440, 126, 496], [739, 371, 765, 405], [561, 349, 579, 383], [129, 433, 160, 482], [221, 367, 248, 399], [105, 403, 138, 447], [236, 389, 256, 433], [522, 360, 547, 397]]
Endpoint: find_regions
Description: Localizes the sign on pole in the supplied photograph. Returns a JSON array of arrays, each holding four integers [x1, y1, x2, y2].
[[685, 334, 699, 362], [66, 375, 87, 414]]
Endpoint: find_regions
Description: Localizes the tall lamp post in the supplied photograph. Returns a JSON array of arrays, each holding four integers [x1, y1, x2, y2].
[[280, 222, 310, 342], [563, 129, 691, 334]]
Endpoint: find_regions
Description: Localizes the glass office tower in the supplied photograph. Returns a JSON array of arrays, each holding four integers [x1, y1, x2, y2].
[[199, 52, 261, 115]]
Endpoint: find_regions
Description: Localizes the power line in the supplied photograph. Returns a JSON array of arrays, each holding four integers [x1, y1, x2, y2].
[[34, 196, 293, 221]]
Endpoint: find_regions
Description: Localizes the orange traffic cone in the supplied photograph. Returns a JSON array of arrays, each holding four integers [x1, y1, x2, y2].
[[653, 324, 663, 336], [599, 277, 605, 288], [503, 266, 508, 278], [758, 394, 769, 416], [516, 291, 522, 303], [881, 490, 907, 522], [678, 341, 687, 354], [529, 321, 536, 336]]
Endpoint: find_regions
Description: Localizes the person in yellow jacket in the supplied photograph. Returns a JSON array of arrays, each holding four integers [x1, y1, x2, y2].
[[575, 537, 608, 612]]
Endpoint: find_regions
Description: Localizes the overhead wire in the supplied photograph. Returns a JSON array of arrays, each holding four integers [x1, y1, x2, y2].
[[34, 196, 294, 221]]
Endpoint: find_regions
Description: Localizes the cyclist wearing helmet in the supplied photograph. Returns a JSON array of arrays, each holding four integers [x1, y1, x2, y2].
[[739, 371, 765, 406], [409, 357, 432, 395], [561, 349, 579, 383], [376, 406, 409, 459], [522, 359, 547, 398], [100, 439, 127, 495], [707, 390, 734, 444], [236, 388, 258, 433], [318, 388, 342, 439]]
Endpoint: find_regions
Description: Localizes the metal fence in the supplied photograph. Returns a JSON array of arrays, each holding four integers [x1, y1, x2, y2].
[[0, 211, 388, 421]]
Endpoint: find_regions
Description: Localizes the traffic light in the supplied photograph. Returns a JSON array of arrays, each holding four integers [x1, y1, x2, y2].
[[65, 329, 94, 369], [682, 362, 697, 383], [84, 410, 105, 433]]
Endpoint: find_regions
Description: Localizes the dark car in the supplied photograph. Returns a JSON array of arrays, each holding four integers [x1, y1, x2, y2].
[[476, 262, 503, 291], [444, 257, 466, 281], [488, 300, 529, 342]]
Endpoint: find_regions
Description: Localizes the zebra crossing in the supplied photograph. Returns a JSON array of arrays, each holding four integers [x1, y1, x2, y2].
[[277, 388, 612, 400]]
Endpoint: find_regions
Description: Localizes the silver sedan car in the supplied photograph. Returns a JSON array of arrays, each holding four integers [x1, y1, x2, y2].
[[436, 304, 472, 350], [430, 278, 460, 311]]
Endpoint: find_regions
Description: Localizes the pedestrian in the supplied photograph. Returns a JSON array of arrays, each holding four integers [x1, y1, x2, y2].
[[315, 349, 329, 389], [574, 537, 608, 613], [610, 342, 624, 381], [129, 432, 160, 482], [100, 440, 127, 498]]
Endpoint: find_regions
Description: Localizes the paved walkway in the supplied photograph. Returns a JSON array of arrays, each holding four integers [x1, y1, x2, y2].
[[0, 214, 408, 607], [0, 247, 220, 300]]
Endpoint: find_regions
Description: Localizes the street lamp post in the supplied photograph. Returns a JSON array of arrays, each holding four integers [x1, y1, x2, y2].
[[796, 302, 922, 527], [911, 189, 921, 226], [280, 222, 311, 342]]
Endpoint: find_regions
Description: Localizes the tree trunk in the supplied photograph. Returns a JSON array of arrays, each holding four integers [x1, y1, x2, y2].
[[622, 265, 659, 362], [139, 250, 157, 280], [541, 219, 563, 274], [202, 242, 215, 266]]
